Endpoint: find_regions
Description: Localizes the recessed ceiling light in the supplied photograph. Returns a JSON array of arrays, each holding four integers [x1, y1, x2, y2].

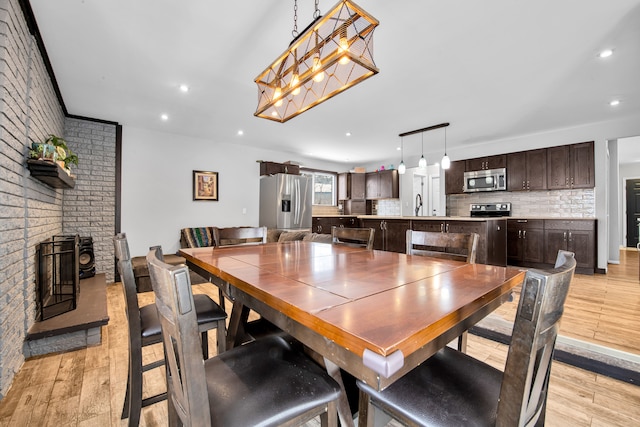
[[237, 130, 244, 136], [160, 114, 169, 121], [598, 49, 614, 58], [610, 99, 620, 107], [345, 132, 351, 137], [179, 84, 189, 92], [397, 147, 401, 151]]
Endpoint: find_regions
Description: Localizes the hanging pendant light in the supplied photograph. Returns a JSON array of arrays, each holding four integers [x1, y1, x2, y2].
[[254, 0, 379, 123], [398, 137, 406, 175], [418, 132, 427, 169], [441, 126, 451, 170]]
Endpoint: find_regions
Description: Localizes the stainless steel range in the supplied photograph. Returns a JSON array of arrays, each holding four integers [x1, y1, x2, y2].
[[470, 203, 511, 217]]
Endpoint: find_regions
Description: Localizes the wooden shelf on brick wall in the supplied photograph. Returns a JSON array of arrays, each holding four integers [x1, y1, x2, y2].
[[27, 159, 75, 189]]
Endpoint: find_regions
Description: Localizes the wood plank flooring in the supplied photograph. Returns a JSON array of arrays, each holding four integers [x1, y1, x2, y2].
[[0, 250, 638, 426]]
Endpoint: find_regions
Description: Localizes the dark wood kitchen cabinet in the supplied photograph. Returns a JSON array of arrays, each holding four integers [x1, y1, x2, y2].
[[312, 216, 358, 234], [338, 172, 366, 200], [361, 219, 410, 252], [365, 170, 399, 200], [444, 160, 466, 195], [544, 219, 596, 273], [411, 218, 507, 266], [547, 142, 594, 190], [466, 154, 506, 171], [507, 149, 547, 191], [507, 219, 545, 266]]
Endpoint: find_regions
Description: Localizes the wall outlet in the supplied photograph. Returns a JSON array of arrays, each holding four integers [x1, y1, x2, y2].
[[242, 207, 247, 214]]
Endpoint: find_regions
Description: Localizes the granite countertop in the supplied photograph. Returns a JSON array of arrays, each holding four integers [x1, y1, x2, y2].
[[357, 215, 506, 221]]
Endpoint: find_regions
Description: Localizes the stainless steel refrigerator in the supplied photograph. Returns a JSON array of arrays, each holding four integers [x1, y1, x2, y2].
[[259, 174, 312, 230]]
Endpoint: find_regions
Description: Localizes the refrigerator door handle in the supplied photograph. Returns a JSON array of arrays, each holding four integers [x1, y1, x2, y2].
[[294, 179, 300, 225]]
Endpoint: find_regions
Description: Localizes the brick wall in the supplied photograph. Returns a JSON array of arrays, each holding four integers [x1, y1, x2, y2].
[[0, 0, 65, 397], [0, 0, 118, 397], [63, 118, 116, 282]]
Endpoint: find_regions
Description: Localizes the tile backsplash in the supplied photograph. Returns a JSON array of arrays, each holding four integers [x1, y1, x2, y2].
[[447, 188, 595, 218]]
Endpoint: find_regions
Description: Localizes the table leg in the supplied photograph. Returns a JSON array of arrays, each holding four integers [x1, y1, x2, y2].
[[226, 301, 250, 349], [323, 357, 355, 427]]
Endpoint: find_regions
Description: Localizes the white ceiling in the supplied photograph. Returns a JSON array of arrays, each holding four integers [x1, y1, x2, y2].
[[29, 0, 640, 166]]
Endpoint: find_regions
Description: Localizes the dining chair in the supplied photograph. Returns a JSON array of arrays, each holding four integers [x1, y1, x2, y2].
[[331, 226, 375, 250], [113, 233, 227, 426], [212, 225, 267, 247], [146, 246, 341, 427], [406, 229, 479, 352], [356, 250, 576, 427], [406, 229, 479, 263]]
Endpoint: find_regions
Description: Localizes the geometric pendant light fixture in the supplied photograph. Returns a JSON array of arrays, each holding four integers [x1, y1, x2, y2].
[[254, 0, 379, 123]]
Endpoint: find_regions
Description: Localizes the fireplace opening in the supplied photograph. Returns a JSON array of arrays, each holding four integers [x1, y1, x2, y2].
[[35, 235, 79, 321]]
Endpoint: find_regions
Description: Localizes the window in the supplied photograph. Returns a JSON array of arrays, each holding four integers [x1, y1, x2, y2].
[[302, 170, 336, 206]]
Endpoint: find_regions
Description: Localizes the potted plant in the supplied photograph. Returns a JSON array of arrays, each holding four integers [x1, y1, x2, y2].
[[29, 135, 78, 173]]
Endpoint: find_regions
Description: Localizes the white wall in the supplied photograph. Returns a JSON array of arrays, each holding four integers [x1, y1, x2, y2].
[[121, 126, 345, 256]]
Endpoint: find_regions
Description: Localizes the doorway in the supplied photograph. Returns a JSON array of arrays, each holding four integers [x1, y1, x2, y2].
[[625, 178, 640, 247]]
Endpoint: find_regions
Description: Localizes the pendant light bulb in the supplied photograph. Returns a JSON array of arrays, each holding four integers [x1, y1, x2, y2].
[[338, 25, 350, 65], [273, 85, 283, 107], [441, 154, 451, 170], [441, 127, 450, 169], [291, 73, 301, 96], [419, 155, 427, 169], [398, 137, 406, 174], [418, 132, 427, 168], [313, 56, 325, 82]]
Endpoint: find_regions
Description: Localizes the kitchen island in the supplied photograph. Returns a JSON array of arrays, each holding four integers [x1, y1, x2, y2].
[[313, 215, 508, 266], [359, 216, 507, 266], [313, 215, 597, 273]]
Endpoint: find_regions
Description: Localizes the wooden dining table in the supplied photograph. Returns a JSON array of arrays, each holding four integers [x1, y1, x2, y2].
[[179, 241, 525, 427]]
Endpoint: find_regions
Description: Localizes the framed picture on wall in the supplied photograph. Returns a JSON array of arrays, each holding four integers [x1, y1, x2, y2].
[[193, 170, 219, 201]]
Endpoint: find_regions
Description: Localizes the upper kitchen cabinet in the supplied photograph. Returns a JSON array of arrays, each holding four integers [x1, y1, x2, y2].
[[338, 172, 366, 200], [466, 154, 506, 171], [507, 149, 547, 191], [444, 160, 466, 195], [547, 141, 594, 190], [365, 170, 399, 199]]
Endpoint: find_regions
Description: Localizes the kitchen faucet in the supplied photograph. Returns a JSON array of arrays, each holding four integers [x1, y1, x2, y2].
[[415, 193, 423, 216]]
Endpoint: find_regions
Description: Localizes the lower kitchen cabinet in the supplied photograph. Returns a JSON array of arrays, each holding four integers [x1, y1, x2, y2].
[[506, 218, 596, 274], [312, 216, 358, 234], [507, 219, 545, 265], [543, 219, 596, 273], [411, 219, 507, 266], [361, 219, 410, 252]]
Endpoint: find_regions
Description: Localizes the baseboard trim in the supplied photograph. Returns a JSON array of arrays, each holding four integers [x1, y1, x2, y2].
[[469, 325, 640, 386]]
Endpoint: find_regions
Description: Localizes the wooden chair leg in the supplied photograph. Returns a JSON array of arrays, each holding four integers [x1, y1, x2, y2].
[[201, 331, 209, 359], [216, 319, 226, 354], [457, 331, 468, 353]]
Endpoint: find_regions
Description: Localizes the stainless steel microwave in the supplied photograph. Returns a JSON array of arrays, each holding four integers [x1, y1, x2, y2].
[[463, 168, 507, 192]]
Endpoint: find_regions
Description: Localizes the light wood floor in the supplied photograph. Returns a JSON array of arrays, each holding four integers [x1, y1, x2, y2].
[[0, 251, 638, 426]]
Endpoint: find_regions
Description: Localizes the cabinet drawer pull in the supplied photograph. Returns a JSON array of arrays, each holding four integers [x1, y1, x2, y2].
[[518, 230, 522, 238], [523, 230, 526, 238]]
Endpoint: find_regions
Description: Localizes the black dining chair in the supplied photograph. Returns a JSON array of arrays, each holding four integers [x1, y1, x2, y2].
[[331, 226, 375, 250], [356, 250, 576, 427], [146, 246, 341, 427], [113, 233, 227, 426]]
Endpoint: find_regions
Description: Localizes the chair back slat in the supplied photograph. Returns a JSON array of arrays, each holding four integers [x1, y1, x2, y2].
[[331, 226, 375, 250], [406, 230, 478, 263], [496, 250, 576, 427], [147, 247, 211, 426], [213, 226, 267, 247]]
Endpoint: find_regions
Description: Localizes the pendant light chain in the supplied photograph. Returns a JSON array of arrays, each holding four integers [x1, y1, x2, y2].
[[292, 0, 298, 38], [314, 0, 321, 19]]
